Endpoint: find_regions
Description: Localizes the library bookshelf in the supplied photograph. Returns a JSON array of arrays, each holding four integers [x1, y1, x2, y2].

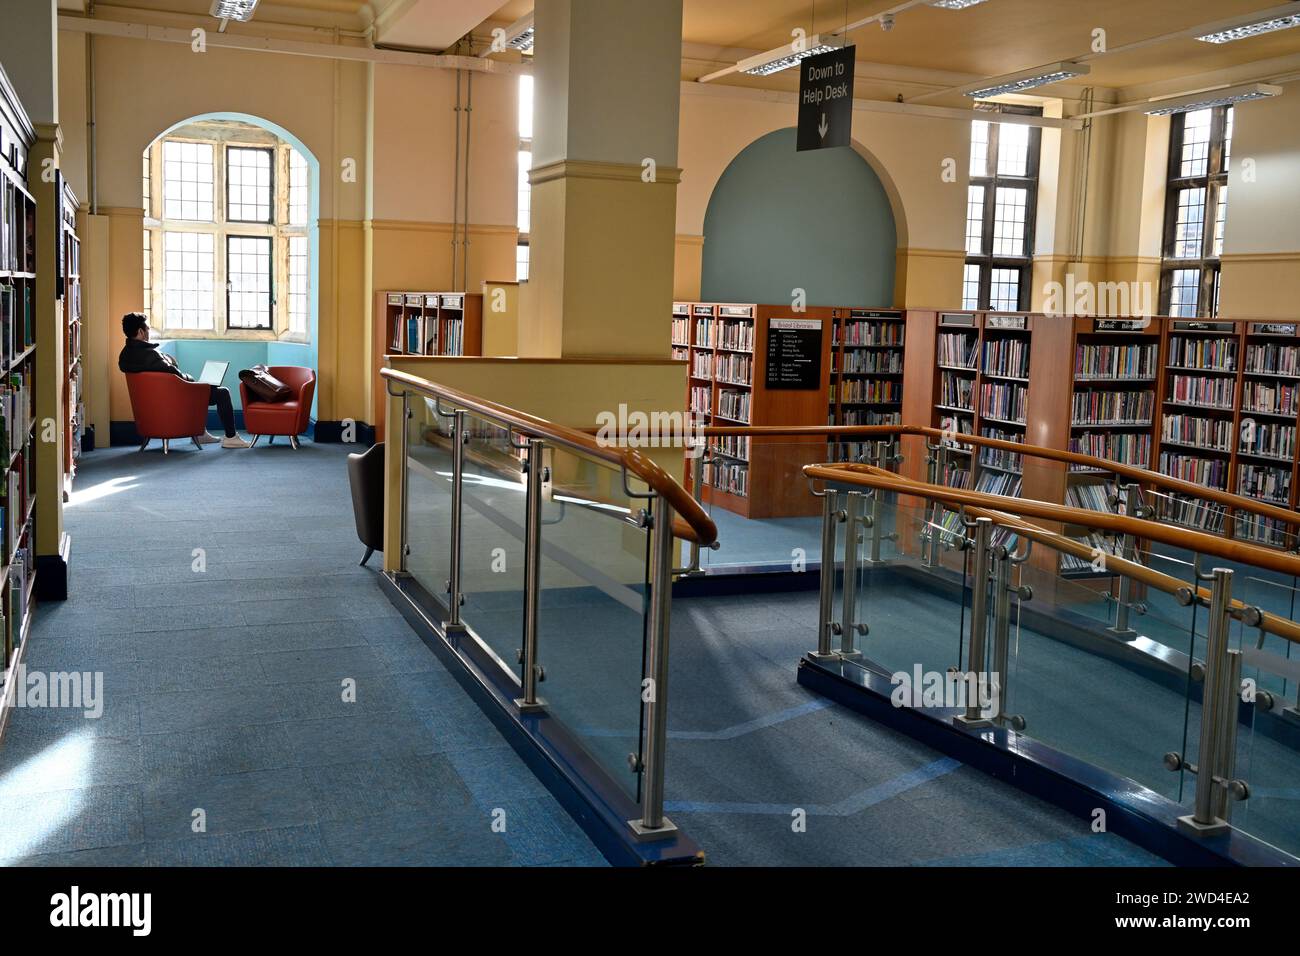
[[372, 291, 483, 440], [676, 301, 837, 519], [829, 307, 906, 461], [0, 66, 39, 723], [59, 178, 82, 499]]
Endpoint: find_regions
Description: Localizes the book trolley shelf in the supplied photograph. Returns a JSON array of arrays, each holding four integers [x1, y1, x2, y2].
[[371, 291, 483, 440], [0, 66, 38, 705], [674, 301, 837, 519]]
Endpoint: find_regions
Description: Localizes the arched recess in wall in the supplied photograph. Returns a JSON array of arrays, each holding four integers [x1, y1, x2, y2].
[[701, 128, 903, 308], [142, 111, 320, 416]]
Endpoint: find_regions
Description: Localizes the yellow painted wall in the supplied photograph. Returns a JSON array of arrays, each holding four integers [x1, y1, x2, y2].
[[480, 280, 520, 356]]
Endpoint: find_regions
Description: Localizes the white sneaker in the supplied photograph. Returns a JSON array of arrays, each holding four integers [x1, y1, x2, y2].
[[221, 435, 252, 449], [194, 431, 221, 445]]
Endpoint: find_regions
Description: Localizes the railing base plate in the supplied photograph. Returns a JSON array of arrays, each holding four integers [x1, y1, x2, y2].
[[1177, 814, 1231, 837], [513, 697, 547, 714], [628, 817, 679, 842]]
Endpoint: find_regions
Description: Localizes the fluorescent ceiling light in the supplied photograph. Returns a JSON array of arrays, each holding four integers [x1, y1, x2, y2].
[[1197, 14, 1300, 44], [480, 14, 534, 57], [209, 0, 258, 21], [929, 0, 991, 8], [963, 61, 1088, 98], [737, 34, 842, 77], [1143, 82, 1282, 115]]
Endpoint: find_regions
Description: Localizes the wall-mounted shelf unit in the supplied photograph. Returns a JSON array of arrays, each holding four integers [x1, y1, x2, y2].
[[59, 178, 82, 500]]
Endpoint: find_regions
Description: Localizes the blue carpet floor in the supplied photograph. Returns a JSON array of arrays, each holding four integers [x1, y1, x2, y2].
[[0, 440, 605, 867]]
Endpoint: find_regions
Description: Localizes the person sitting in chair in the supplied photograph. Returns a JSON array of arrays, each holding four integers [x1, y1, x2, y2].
[[117, 313, 251, 449]]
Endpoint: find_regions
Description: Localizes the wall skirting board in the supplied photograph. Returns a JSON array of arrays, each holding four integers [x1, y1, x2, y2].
[[35, 533, 71, 602]]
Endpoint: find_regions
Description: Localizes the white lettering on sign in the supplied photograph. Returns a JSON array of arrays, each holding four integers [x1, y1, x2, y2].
[[770, 319, 821, 331]]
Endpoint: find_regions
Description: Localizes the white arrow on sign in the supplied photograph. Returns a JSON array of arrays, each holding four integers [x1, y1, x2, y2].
[[819, 114, 829, 140]]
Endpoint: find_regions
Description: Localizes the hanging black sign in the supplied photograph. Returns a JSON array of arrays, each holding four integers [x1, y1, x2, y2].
[[797, 45, 855, 152], [765, 318, 824, 389]]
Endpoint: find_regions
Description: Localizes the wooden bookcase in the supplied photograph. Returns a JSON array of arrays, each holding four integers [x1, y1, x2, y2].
[[0, 67, 38, 689], [59, 179, 82, 499], [828, 307, 905, 461], [371, 290, 484, 440], [676, 301, 836, 519]]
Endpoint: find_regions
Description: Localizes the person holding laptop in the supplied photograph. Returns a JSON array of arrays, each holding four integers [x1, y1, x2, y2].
[[117, 313, 252, 449]]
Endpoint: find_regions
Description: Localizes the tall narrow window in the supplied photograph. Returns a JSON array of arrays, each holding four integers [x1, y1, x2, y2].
[[226, 235, 272, 329], [962, 103, 1041, 311], [162, 141, 214, 222], [1160, 106, 1233, 317], [517, 74, 533, 281], [163, 231, 215, 330], [288, 235, 308, 335], [288, 149, 309, 226], [226, 146, 273, 223]]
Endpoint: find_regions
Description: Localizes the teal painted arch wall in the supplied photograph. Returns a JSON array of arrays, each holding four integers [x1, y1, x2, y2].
[[701, 127, 899, 308]]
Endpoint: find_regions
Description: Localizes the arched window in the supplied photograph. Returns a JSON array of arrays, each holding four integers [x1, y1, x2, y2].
[[142, 118, 312, 341]]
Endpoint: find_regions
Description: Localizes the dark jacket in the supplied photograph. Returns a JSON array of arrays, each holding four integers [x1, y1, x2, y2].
[[118, 339, 191, 380]]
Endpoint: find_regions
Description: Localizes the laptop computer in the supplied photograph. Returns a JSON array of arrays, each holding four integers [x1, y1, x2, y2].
[[197, 360, 229, 387]]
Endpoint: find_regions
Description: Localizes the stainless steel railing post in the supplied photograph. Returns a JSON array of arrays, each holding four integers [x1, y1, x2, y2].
[[1179, 567, 1234, 835], [956, 517, 993, 727], [399, 393, 411, 574], [446, 410, 467, 628], [867, 440, 887, 564], [630, 491, 678, 839], [839, 491, 866, 658], [1109, 482, 1143, 637], [514, 438, 546, 714], [688, 447, 705, 573], [814, 488, 842, 660]]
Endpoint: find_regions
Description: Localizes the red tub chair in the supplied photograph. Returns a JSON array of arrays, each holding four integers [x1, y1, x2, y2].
[[124, 372, 211, 454], [241, 366, 317, 449]]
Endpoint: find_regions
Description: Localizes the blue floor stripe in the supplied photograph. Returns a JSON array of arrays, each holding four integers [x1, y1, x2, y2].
[[666, 757, 961, 817]]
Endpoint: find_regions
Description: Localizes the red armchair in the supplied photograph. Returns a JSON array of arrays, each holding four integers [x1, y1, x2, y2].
[[125, 372, 211, 454], [241, 366, 316, 449]]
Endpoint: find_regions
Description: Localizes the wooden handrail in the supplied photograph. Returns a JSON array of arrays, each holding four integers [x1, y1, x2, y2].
[[806, 462, 1300, 644], [381, 367, 718, 547], [698, 422, 1300, 533]]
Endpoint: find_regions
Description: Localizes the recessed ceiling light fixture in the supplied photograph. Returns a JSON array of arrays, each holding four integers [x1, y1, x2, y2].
[[962, 61, 1089, 98], [479, 14, 534, 57], [929, 0, 991, 9], [736, 34, 843, 76], [1196, 13, 1300, 44], [209, 0, 259, 22], [1143, 82, 1282, 115]]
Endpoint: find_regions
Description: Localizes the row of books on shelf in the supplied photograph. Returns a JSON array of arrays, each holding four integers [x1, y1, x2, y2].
[[4, 543, 33, 657], [939, 371, 974, 410], [1238, 463, 1291, 504], [671, 316, 689, 346], [839, 350, 902, 374], [1066, 480, 1118, 514], [1, 370, 31, 457], [716, 352, 752, 385], [841, 408, 901, 427], [1069, 432, 1151, 467], [689, 386, 710, 416], [443, 319, 466, 357], [715, 320, 754, 352], [1168, 374, 1234, 409], [1162, 413, 1232, 451], [1159, 452, 1228, 490], [711, 435, 749, 461], [1, 179, 36, 274], [2, 463, 27, 562], [399, 316, 436, 355], [1168, 336, 1237, 372], [0, 281, 33, 363], [1243, 381, 1298, 417], [1241, 423, 1296, 460], [838, 379, 901, 404], [716, 389, 750, 423], [981, 338, 1029, 378], [1072, 389, 1154, 426], [672, 346, 688, 362], [1158, 495, 1227, 534], [1074, 343, 1158, 380], [691, 352, 712, 379], [1060, 533, 1121, 574], [980, 382, 1026, 424], [1244, 343, 1300, 376], [978, 426, 1022, 473], [837, 322, 904, 347], [704, 458, 749, 497], [694, 319, 713, 347], [937, 332, 976, 368]]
